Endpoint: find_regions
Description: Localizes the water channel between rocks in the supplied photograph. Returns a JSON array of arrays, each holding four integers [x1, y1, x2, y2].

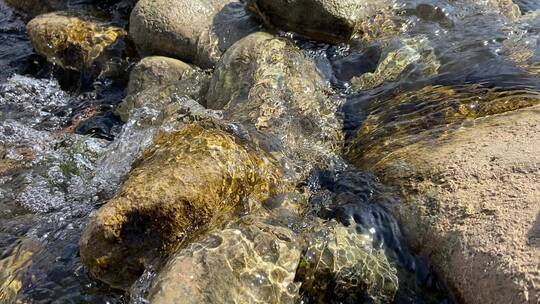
[[0, 0, 539, 303]]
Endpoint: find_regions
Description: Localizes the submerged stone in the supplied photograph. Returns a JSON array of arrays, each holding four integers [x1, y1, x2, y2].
[[148, 212, 302, 304], [347, 85, 540, 167], [129, 0, 260, 69], [0, 238, 41, 303], [143, 197, 398, 304], [351, 36, 440, 90], [126, 56, 195, 96], [346, 85, 540, 303], [207, 32, 343, 179], [116, 68, 212, 122], [27, 12, 127, 71], [298, 220, 398, 303], [80, 121, 286, 290]]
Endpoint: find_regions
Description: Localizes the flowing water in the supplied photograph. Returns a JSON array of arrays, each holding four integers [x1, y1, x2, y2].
[[1, 0, 540, 303]]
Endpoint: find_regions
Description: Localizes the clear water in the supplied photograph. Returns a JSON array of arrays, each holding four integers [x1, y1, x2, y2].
[[1, 0, 539, 303]]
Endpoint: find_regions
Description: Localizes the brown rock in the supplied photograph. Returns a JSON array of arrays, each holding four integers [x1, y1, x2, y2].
[[80, 121, 286, 290], [27, 12, 127, 71], [347, 86, 540, 303], [207, 32, 343, 179]]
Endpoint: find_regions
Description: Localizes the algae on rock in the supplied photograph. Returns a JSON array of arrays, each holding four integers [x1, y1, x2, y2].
[[80, 121, 287, 290], [27, 12, 127, 71], [207, 32, 343, 180]]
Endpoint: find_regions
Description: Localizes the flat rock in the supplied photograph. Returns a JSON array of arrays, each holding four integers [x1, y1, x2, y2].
[[347, 87, 540, 303]]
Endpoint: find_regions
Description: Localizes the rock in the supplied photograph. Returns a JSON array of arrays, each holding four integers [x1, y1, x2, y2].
[[27, 12, 127, 72], [4, 0, 68, 16], [129, 0, 260, 69], [0, 238, 41, 303], [145, 196, 398, 304], [116, 67, 211, 122], [348, 85, 540, 167], [148, 211, 302, 304], [351, 36, 440, 91], [247, 0, 391, 43], [298, 221, 398, 303], [4, 0, 137, 18], [347, 86, 540, 303], [127, 56, 195, 96], [80, 121, 286, 290], [206, 32, 343, 179]]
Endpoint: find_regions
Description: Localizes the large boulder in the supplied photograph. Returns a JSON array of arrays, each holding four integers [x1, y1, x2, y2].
[[247, 0, 391, 43], [27, 12, 127, 72], [206, 32, 343, 179], [129, 0, 260, 69], [80, 121, 286, 290], [346, 86, 540, 303]]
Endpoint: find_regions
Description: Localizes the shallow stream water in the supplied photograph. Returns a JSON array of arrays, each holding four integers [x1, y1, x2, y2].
[[1, 0, 540, 303]]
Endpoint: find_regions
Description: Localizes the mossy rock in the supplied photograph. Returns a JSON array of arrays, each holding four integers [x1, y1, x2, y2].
[[80, 120, 287, 290], [27, 12, 127, 71]]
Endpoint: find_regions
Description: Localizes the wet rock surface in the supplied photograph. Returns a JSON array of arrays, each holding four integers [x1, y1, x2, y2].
[[347, 90, 540, 303], [27, 11, 127, 72], [129, 0, 261, 69], [80, 121, 286, 290], [248, 0, 391, 43], [4, 0, 68, 16], [207, 32, 343, 180], [126, 56, 195, 96], [116, 66, 211, 122], [298, 220, 399, 303], [2, 0, 540, 302], [148, 209, 302, 304]]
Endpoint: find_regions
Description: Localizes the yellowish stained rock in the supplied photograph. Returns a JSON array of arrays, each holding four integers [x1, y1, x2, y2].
[[0, 239, 41, 303], [27, 12, 126, 71], [80, 121, 287, 290], [348, 84, 540, 167]]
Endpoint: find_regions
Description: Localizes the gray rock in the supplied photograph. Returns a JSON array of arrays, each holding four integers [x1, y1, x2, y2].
[[129, 0, 260, 69], [248, 0, 389, 43], [127, 56, 195, 96], [116, 66, 211, 122]]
